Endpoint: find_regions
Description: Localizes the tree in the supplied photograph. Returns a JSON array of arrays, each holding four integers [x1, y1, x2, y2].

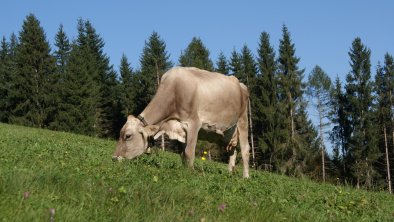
[[275, 26, 319, 177], [307, 65, 332, 181], [119, 54, 135, 117], [49, 24, 71, 130], [0, 34, 18, 123], [256, 31, 279, 168], [0, 37, 11, 122], [229, 48, 242, 76], [137, 31, 173, 114], [9, 14, 56, 128], [329, 77, 350, 181], [54, 24, 71, 75], [345, 37, 379, 188], [375, 54, 394, 193], [276, 25, 307, 174], [215, 51, 229, 74], [179, 37, 214, 71], [52, 19, 100, 135], [83, 20, 120, 138]]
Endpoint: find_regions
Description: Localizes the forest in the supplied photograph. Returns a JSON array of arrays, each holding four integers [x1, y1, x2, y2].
[[1, 14, 393, 193]]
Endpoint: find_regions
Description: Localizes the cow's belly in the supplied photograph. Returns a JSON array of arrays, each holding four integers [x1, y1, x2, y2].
[[198, 123, 237, 146]]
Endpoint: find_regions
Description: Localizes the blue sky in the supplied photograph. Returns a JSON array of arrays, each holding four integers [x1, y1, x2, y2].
[[1, 1, 394, 151], [2, 0, 393, 81]]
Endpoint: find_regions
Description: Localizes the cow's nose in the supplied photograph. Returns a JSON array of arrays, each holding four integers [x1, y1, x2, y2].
[[112, 156, 124, 162]]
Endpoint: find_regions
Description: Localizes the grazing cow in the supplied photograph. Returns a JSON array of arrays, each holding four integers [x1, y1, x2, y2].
[[113, 67, 251, 178]]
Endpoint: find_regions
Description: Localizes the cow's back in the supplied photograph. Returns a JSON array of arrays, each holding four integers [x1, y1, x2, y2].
[[161, 67, 248, 132]]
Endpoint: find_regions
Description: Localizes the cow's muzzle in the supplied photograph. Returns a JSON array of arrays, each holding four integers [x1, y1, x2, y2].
[[112, 156, 125, 162]]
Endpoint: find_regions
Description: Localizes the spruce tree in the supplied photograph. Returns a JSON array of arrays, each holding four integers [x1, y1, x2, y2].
[[137, 31, 172, 114], [229, 49, 242, 76], [83, 20, 120, 138], [54, 20, 100, 135], [215, 51, 229, 74], [9, 14, 56, 127], [345, 37, 379, 188], [277, 25, 310, 175], [0, 37, 10, 122], [119, 54, 135, 117], [375, 54, 394, 193], [256, 31, 279, 168], [179, 37, 214, 71], [49, 24, 71, 130], [329, 77, 350, 180]]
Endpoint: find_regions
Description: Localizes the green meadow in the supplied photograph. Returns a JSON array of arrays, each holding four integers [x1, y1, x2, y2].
[[1, 123, 393, 221]]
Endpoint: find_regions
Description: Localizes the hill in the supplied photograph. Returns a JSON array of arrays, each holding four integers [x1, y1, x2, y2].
[[0, 123, 393, 221]]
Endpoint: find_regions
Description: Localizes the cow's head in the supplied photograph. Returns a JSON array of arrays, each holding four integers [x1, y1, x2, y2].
[[112, 115, 158, 161]]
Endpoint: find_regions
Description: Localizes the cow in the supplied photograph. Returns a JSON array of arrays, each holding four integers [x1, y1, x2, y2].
[[112, 67, 251, 178]]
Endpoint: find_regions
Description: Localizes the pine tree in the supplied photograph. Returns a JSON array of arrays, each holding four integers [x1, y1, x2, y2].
[[345, 37, 379, 188], [215, 51, 229, 74], [119, 54, 135, 117], [9, 14, 56, 128], [307, 65, 332, 181], [375, 54, 394, 193], [53, 20, 100, 135], [277, 25, 311, 175], [83, 20, 120, 138], [329, 77, 350, 180], [49, 24, 71, 130], [137, 31, 173, 114], [179, 37, 214, 71], [229, 48, 242, 76], [54, 24, 71, 75], [256, 31, 279, 168], [0, 34, 18, 123], [0, 37, 11, 122]]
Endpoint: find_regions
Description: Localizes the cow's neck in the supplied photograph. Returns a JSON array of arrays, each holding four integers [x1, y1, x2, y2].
[[139, 105, 168, 126]]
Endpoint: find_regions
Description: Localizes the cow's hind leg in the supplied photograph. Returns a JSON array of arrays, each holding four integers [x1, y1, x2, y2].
[[238, 110, 250, 178], [228, 148, 237, 173], [182, 121, 201, 168]]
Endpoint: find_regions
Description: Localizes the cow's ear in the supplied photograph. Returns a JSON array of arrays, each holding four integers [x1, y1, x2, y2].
[[140, 125, 160, 137]]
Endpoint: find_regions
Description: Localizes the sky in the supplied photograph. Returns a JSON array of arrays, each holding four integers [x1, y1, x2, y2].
[[1, 0, 394, 151]]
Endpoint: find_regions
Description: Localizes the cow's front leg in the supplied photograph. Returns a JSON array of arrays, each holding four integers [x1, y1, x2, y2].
[[182, 121, 201, 168]]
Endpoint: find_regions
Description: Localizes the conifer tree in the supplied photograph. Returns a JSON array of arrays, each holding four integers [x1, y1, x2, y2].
[[49, 24, 71, 130], [0, 37, 11, 122], [9, 14, 56, 127], [179, 37, 214, 71], [119, 54, 135, 117], [215, 51, 229, 74], [229, 49, 242, 76], [329, 77, 350, 180], [256, 31, 279, 168], [277, 25, 311, 175], [0, 34, 18, 123], [375, 54, 394, 193], [307, 65, 332, 181], [53, 20, 100, 135], [84, 20, 120, 138], [137, 31, 172, 114], [345, 37, 379, 188]]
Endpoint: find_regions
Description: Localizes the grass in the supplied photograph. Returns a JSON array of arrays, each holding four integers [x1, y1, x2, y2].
[[1, 123, 394, 221]]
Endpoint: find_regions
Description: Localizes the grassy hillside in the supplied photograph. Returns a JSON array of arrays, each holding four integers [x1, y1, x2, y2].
[[1, 123, 394, 221]]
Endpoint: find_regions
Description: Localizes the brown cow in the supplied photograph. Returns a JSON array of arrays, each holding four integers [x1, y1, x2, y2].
[[113, 67, 251, 178]]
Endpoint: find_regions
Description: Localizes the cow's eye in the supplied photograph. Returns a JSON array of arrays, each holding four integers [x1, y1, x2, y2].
[[125, 134, 132, 140]]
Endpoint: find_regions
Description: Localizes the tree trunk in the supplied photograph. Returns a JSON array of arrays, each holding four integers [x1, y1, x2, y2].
[[289, 93, 296, 161], [248, 99, 255, 168], [318, 97, 326, 182], [385, 126, 392, 194]]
